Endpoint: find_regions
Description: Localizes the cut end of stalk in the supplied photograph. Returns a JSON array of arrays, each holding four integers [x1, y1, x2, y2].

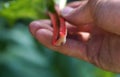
[[52, 25, 67, 46], [52, 30, 67, 46]]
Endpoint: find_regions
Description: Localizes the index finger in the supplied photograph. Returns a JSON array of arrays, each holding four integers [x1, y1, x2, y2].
[[67, 1, 88, 8]]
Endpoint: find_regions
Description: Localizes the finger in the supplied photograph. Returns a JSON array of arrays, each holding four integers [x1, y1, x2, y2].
[[29, 20, 53, 36], [67, 22, 95, 33], [29, 20, 80, 35], [29, 20, 93, 39], [67, 1, 88, 8], [35, 28, 88, 61], [61, 1, 93, 26]]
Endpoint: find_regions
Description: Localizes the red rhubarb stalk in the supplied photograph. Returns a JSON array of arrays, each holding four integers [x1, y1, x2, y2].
[[47, 0, 67, 46], [55, 16, 67, 46], [48, 12, 59, 45], [48, 13, 67, 46]]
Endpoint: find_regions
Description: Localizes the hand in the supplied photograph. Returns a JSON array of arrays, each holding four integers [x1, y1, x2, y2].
[[29, 0, 120, 73]]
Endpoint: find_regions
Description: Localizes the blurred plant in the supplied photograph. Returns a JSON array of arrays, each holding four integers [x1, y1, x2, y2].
[[0, 0, 47, 26], [0, 0, 117, 77]]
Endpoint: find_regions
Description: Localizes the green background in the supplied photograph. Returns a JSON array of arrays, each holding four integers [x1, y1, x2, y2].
[[0, 0, 118, 77]]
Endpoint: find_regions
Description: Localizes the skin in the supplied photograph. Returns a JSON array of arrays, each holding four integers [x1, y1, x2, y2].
[[29, 0, 120, 73]]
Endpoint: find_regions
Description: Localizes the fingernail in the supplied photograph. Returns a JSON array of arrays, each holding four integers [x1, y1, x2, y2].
[[61, 7, 74, 17]]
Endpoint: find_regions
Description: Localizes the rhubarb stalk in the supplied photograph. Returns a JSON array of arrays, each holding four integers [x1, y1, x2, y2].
[[46, 0, 67, 46]]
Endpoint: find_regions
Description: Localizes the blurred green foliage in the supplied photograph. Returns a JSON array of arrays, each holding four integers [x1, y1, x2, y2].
[[0, 0, 118, 77]]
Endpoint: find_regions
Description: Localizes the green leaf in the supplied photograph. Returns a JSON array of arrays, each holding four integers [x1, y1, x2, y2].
[[46, 0, 56, 13], [46, 0, 67, 13]]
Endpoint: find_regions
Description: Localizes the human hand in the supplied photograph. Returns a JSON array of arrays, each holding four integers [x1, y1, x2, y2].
[[29, 0, 120, 73]]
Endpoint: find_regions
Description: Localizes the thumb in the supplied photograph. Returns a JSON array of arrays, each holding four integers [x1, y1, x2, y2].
[[61, 4, 93, 26]]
